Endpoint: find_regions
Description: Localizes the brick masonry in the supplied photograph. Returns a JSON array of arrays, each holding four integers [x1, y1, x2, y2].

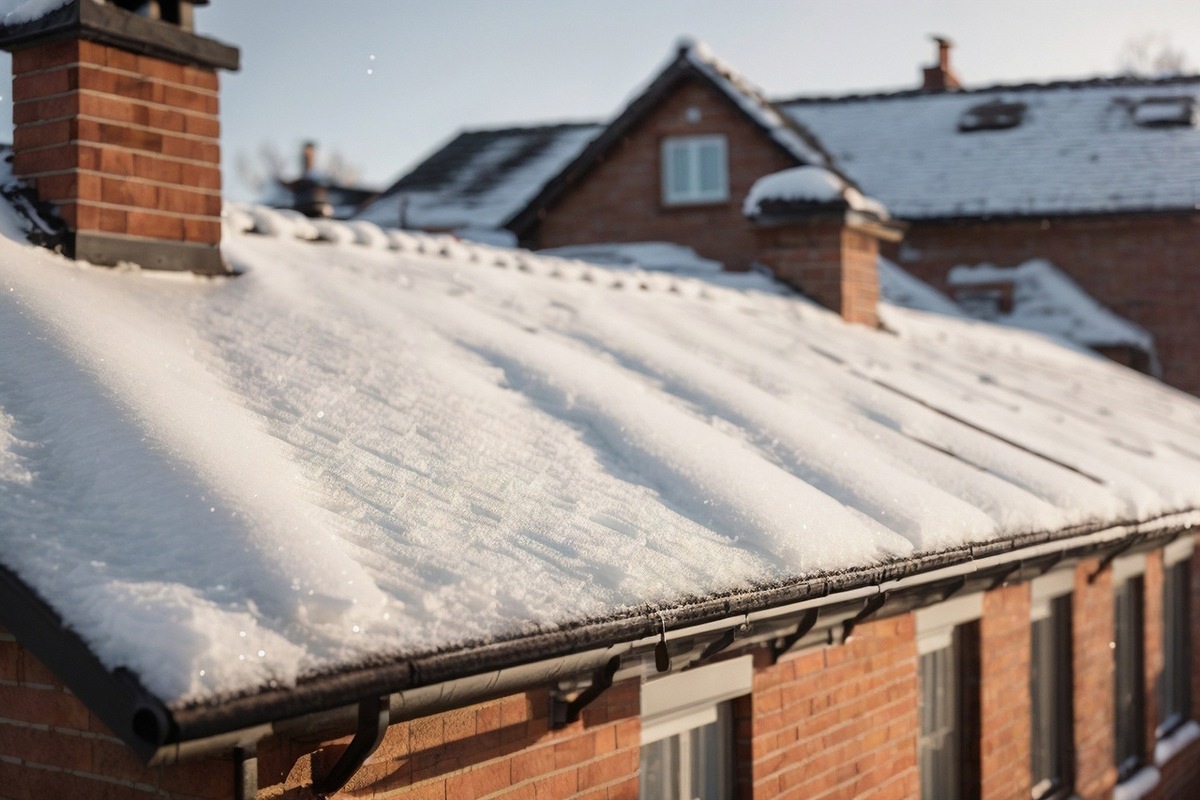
[[893, 215, 1200, 395], [4, 535, 1200, 798], [10, 37, 223, 249], [535, 76, 796, 272], [753, 220, 882, 327]]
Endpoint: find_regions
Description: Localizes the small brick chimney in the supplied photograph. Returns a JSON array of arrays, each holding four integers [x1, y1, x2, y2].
[[0, 0, 239, 274], [745, 167, 905, 328], [922, 35, 961, 92]]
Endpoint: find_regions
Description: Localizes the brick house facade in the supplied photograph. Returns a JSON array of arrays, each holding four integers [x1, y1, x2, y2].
[[4, 539, 1199, 799], [887, 215, 1200, 395], [533, 75, 796, 273]]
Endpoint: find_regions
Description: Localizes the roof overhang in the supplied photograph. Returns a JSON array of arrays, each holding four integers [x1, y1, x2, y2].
[[3, 510, 1195, 765]]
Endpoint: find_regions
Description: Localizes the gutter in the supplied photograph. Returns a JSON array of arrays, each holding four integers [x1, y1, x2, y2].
[[1, 511, 1194, 766], [146, 508, 1199, 764]]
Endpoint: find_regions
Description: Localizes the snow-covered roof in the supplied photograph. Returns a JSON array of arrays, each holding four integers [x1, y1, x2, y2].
[[782, 77, 1200, 218], [743, 165, 890, 220], [949, 258, 1157, 356], [355, 123, 602, 231], [679, 40, 831, 168], [4, 200, 1200, 713]]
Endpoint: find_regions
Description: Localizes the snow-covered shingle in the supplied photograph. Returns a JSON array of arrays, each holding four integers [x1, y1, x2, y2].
[[2, 200, 1200, 709], [783, 78, 1200, 217]]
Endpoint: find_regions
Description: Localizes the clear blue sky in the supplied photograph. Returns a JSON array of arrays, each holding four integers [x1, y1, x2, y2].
[[4, 0, 1200, 200]]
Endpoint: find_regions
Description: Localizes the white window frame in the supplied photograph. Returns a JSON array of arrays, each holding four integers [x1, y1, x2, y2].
[[1030, 570, 1076, 800], [639, 654, 749, 800], [661, 135, 729, 206], [917, 593, 982, 800]]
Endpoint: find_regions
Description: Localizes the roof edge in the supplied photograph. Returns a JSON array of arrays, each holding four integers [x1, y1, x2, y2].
[[777, 72, 1200, 107], [165, 509, 1198, 749]]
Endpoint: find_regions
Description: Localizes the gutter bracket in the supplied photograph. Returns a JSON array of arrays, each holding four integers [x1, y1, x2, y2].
[[842, 591, 889, 644], [311, 695, 391, 799], [234, 745, 257, 800], [550, 656, 620, 730], [1088, 540, 1135, 584], [989, 561, 1023, 590], [771, 608, 821, 663]]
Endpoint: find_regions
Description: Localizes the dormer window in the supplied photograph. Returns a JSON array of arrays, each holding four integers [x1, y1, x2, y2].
[[1132, 96, 1196, 128], [662, 135, 729, 205], [957, 100, 1027, 132]]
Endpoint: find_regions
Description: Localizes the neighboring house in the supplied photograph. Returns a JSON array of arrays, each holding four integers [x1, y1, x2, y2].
[[3, 9, 1200, 800], [360, 39, 1200, 395]]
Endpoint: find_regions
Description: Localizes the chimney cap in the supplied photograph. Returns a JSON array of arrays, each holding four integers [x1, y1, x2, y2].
[[931, 34, 954, 47]]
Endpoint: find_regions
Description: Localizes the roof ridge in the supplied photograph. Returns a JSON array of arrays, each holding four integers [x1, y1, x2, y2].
[[777, 73, 1200, 106]]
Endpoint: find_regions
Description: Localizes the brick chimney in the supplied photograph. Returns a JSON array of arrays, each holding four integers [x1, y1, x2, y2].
[[0, 1, 239, 274], [745, 167, 905, 328], [922, 35, 961, 92]]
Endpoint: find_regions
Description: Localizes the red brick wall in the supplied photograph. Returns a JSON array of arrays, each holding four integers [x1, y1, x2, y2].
[[255, 682, 640, 799], [749, 616, 919, 799], [751, 221, 881, 326], [0, 622, 230, 800], [1072, 558, 1119, 797], [979, 584, 1032, 799], [535, 76, 796, 272], [11, 38, 223, 247], [895, 216, 1200, 395]]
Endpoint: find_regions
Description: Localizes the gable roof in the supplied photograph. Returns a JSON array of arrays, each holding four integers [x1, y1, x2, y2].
[[781, 76, 1200, 219], [4, 195, 1200, 754], [507, 40, 840, 238], [355, 123, 603, 232]]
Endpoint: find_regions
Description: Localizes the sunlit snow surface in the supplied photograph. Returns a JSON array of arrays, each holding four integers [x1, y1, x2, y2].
[[3, 206, 1200, 707]]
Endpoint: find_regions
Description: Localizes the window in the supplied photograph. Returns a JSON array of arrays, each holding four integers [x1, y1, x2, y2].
[[639, 655, 749, 800], [661, 135, 729, 205], [1113, 554, 1147, 782], [1030, 571, 1075, 800], [917, 593, 982, 800], [1160, 538, 1193, 736]]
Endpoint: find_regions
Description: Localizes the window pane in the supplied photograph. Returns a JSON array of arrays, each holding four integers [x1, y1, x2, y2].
[[669, 144, 691, 197], [640, 736, 680, 800], [1162, 560, 1191, 732], [697, 142, 723, 194], [1031, 594, 1074, 799], [920, 645, 961, 800], [1114, 577, 1146, 779], [687, 704, 733, 800]]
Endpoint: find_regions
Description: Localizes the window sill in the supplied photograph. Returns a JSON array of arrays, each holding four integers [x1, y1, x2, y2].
[[1112, 765, 1160, 800], [1155, 719, 1200, 766]]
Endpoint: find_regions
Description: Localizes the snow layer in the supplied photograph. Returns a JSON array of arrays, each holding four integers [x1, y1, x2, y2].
[[949, 259, 1156, 354], [743, 165, 890, 219], [783, 79, 1200, 217], [877, 257, 965, 317], [538, 242, 723, 275], [0, 0, 71, 24], [3, 204, 1200, 707], [355, 125, 602, 231]]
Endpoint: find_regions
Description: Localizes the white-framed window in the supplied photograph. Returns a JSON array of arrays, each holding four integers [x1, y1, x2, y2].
[[1160, 538, 1193, 737], [661, 135, 729, 206], [639, 654, 750, 800], [1030, 570, 1076, 800], [1113, 553, 1148, 782], [917, 593, 982, 800]]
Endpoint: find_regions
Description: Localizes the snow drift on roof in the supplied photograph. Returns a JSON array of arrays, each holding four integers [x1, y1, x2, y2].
[[782, 78, 1200, 217], [3, 204, 1200, 706], [949, 259, 1156, 356], [0, 0, 71, 24]]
